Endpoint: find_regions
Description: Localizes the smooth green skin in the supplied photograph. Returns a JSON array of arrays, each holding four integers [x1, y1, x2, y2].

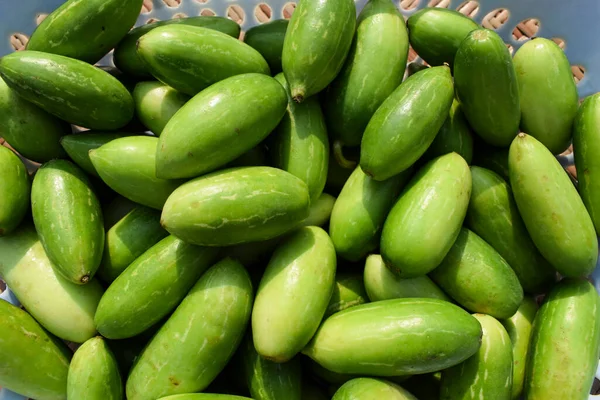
[[301, 192, 336, 227], [421, 100, 474, 165], [158, 396, 253, 400], [241, 334, 302, 400], [282, 0, 356, 102], [138, 25, 269, 96], [271, 73, 329, 201], [360, 66, 454, 181], [114, 16, 240, 78], [407, 8, 479, 66], [441, 314, 513, 400], [103, 195, 138, 229], [0, 225, 103, 342], [454, 29, 520, 147], [0, 300, 71, 400], [0, 51, 134, 130], [244, 20, 288, 74], [473, 146, 510, 182], [253, 226, 336, 362], [323, 0, 408, 147], [466, 166, 555, 293], [32, 160, 104, 284], [364, 254, 450, 302], [574, 93, 600, 235], [0, 146, 30, 236], [95, 235, 219, 339], [0, 76, 67, 162], [60, 132, 131, 177], [133, 82, 190, 136], [514, 38, 578, 155], [430, 228, 524, 319], [67, 337, 123, 400], [333, 378, 418, 400], [303, 298, 482, 376], [161, 166, 310, 246], [509, 133, 598, 277], [500, 297, 538, 400], [97, 205, 168, 283], [27, 0, 141, 64], [325, 273, 369, 318], [380, 152, 471, 278], [330, 166, 410, 261], [90, 136, 185, 210], [126, 258, 253, 400], [156, 73, 287, 179], [525, 279, 600, 400]]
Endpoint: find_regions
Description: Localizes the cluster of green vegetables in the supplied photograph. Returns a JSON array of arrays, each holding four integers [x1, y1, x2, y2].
[[1, 0, 600, 399]]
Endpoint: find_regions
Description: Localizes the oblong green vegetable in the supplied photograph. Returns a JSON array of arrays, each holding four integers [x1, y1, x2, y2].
[[244, 19, 288, 74], [114, 16, 241, 78], [333, 378, 417, 400], [574, 93, 600, 235], [161, 166, 310, 246], [282, 0, 356, 102], [271, 73, 329, 201], [509, 133, 598, 277], [0, 299, 71, 400], [0, 225, 103, 342], [95, 235, 219, 339], [501, 297, 538, 400], [0, 51, 134, 130], [454, 29, 520, 147], [241, 333, 302, 400], [27, 0, 141, 63], [137, 25, 269, 96], [97, 205, 168, 283], [156, 73, 287, 179], [133, 82, 190, 136], [421, 99, 474, 164], [300, 192, 336, 227], [513, 38, 578, 154], [68, 336, 123, 400], [60, 132, 131, 177], [466, 166, 555, 293], [325, 273, 369, 318], [323, 0, 408, 147], [0, 76, 67, 162], [381, 152, 471, 278], [360, 66, 454, 180], [329, 166, 410, 261], [0, 146, 30, 236], [252, 226, 336, 362], [440, 314, 513, 400], [303, 298, 482, 375], [525, 279, 600, 400], [407, 8, 479, 66], [32, 159, 104, 284], [430, 228, 524, 319], [125, 258, 253, 400], [364, 254, 450, 302], [90, 136, 185, 210]]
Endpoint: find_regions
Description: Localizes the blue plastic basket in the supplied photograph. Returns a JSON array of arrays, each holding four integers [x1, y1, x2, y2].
[[2, 0, 600, 398]]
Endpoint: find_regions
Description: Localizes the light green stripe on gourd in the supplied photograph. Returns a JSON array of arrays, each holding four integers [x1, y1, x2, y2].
[[252, 226, 336, 362], [0, 300, 71, 400], [282, 0, 356, 102], [67, 336, 123, 400], [31, 159, 104, 284], [126, 258, 253, 400], [509, 133, 598, 277], [440, 314, 513, 400], [0, 225, 103, 343], [0, 146, 30, 236]]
